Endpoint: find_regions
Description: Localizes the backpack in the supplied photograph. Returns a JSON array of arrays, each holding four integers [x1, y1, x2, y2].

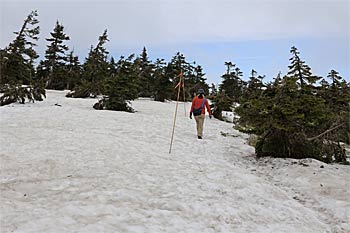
[[192, 98, 206, 116]]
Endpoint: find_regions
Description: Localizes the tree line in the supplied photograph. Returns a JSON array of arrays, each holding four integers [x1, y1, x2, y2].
[[0, 11, 208, 111], [216, 47, 349, 164], [1, 11, 349, 164]]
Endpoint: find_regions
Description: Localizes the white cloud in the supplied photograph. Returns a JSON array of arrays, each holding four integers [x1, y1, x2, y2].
[[1, 0, 349, 50]]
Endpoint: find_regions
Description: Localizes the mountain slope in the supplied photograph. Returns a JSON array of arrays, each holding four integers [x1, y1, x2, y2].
[[0, 90, 349, 233]]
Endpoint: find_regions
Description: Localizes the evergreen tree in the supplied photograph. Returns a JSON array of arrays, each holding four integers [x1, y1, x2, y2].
[[0, 10, 45, 106], [209, 83, 218, 96], [212, 92, 234, 120], [67, 30, 109, 98], [188, 64, 209, 97], [153, 58, 172, 102], [319, 70, 350, 143], [40, 20, 70, 90], [219, 62, 244, 102], [287, 46, 320, 88], [94, 54, 139, 112], [164, 52, 209, 101], [135, 47, 154, 97], [235, 47, 347, 164], [242, 69, 265, 101], [165, 52, 189, 100], [65, 50, 81, 90]]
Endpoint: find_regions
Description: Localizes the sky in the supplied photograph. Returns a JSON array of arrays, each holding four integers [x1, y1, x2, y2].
[[1, 0, 349, 85]]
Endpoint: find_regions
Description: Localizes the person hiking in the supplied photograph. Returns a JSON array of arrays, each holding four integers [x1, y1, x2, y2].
[[189, 89, 212, 139]]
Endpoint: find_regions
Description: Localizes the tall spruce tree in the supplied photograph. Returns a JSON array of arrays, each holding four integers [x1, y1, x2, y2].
[[320, 70, 350, 144], [153, 58, 172, 102], [0, 10, 45, 106], [40, 20, 70, 90], [242, 69, 265, 101], [188, 64, 209, 97], [65, 50, 81, 90], [94, 54, 139, 112], [219, 62, 244, 102], [288, 46, 320, 88], [67, 30, 109, 98], [135, 47, 154, 97], [209, 83, 218, 96]]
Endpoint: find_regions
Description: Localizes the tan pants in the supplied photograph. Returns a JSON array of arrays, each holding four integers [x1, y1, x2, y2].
[[194, 114, 205, 137]]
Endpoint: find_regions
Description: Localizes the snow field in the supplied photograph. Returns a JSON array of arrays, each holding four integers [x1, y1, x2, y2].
[[0, 90, 349, 233]]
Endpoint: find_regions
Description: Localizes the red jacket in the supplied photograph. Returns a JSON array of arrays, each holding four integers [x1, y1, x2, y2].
[[190, 96, 212, 115]]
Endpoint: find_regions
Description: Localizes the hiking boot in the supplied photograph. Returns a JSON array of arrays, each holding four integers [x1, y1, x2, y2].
[[198, 136, 202, 139]]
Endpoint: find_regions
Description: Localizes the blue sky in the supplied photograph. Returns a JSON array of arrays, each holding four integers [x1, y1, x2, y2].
[[1, 0, 349, 85]]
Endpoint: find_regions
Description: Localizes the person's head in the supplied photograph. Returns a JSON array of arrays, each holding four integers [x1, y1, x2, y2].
[[197, 89, 205, 97]]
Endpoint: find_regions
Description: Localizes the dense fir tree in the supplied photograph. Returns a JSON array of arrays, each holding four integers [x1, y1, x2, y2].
[[234, 47, 348, 164], [0, 10, 45, 106], [134, 47, 154, 97], [188, 64, 209, 97], [67, 30, 109, 98], [165, 52, 209, 101], [212, 92, 234, 120], [288, 46, 320, 89], [40, 20, 70, 90], [318, 70, 350, 143], [219, 62, 244, 102], [153, 58, 172, 102], [65, 50, 81, 90], [94, 54, 139, 112], [165, 52, 189, 100], [241, 69, 265, 101], [209, 83, 218, 96]]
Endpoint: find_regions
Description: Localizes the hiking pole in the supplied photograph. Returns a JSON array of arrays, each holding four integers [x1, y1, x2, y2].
[[169, 75, 182, 154]]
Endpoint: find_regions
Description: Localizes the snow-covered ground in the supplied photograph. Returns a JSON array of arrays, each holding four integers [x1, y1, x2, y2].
[[1, 90, 349, 233]]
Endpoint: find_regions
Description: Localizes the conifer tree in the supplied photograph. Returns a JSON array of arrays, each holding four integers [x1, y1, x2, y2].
[[209, 83, 218, 96], [242, 69, 265, 101], [0, 10, 45, 106], [94, 54, 139, 112], [67, 30, 109, 98], [319, 70, 350, 144], [135, 47, 154, 97], [212, 92, 234, 120], [234, 47, 347, 164], [153, 58, 172, 102], [40, 20, 70, 90], [219, 62, 244, 102], [188, 64, 209, 97], [165, 52, 189, 100], [288, 46, 320, 88], [66, 50, 81, 90]]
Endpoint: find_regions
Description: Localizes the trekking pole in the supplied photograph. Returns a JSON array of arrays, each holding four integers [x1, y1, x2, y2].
[[169, 75, 182, 154]]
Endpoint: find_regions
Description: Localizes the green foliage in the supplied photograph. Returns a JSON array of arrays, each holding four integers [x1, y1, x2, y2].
[[0, 82, 46, 106], [219, 62, 245, 102], [153, 59, 172, 102], [37, 21, 71, 90], [241, 69, 265, 102], [0, 10, 45, 106], [65, 50, 81, 90], [68, 30, 109, 98], [165, 52, 208, 101], [94, 55, 139, 112], [235, 47, 349, 164], [134, 47, 155, 97], [212, 92, 234, 120]]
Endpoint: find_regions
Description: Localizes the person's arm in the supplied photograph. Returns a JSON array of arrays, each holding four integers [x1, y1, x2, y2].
[[189, 97, 196, 119], [190, 97, 196, 113]]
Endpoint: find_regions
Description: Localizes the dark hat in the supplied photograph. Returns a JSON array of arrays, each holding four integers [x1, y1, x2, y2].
[[197, 89, 205, 94]]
